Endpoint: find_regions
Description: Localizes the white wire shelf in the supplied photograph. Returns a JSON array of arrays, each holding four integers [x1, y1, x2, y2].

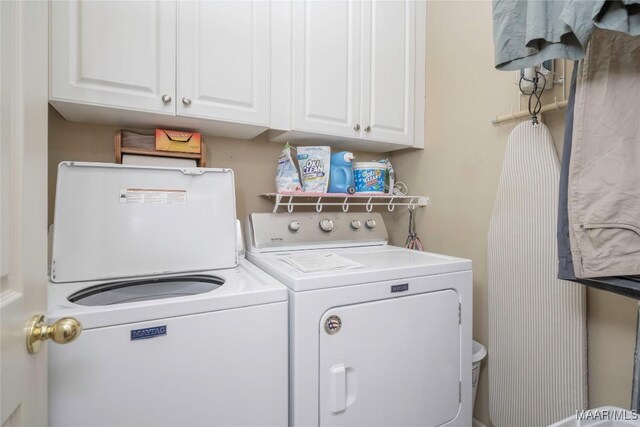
[[259, 192, 430, 213]]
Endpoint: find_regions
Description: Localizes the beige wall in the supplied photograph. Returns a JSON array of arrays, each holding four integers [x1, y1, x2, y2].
[[386, 1, 637, 425], [48, 106, 277, 223], [48, 106, 379, 224]]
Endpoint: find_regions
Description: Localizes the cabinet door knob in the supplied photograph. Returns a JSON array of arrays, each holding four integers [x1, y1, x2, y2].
[[353, 124, 360, 131], [364, 125, 371, 132], [182, 97, 192, 106], [161, 94, 172, 104]]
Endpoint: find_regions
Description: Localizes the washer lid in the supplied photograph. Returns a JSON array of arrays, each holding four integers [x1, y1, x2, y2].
[[51, 162, 237, 283]]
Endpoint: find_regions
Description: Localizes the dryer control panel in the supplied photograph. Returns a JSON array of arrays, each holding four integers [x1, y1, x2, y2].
[[246, 212, 388, 252]]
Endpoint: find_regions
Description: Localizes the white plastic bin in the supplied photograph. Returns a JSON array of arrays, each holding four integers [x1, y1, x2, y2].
[[472, 340, 487, 413]]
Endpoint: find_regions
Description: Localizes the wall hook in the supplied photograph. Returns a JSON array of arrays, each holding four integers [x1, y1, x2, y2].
[[342, 198, 349, 213], [387, 197, 396, 212]]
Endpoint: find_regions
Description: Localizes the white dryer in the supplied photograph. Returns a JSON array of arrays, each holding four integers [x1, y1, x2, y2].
[[48, 162, 288, 427], [245, 212, 473, 427]]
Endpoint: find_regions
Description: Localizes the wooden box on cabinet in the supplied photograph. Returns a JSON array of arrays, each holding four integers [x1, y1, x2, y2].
[[115, 130, 206, 167]]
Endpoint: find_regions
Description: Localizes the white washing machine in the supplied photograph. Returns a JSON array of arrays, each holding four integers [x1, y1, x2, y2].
[[48, 162, 288, 427], [245, 212, 473, 427]]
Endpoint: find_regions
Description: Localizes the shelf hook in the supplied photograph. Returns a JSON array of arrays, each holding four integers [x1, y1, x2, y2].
[[387, 197, 396, 212], [342, 198, 349, 213], [366, 197, 373, 213], [409, 197, 420, 210], [316, 197, 323, 213], [286, 196, 294, 213], [273, 193, 283, 214]]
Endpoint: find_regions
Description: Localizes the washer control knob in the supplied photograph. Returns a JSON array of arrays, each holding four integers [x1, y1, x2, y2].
[[365, 218, 376, 229], [288, 220, 301, 232], [319, 218, 334, 232], [351, 219, 362, 230]]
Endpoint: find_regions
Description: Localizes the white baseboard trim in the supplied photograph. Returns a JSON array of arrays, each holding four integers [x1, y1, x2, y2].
[[473, 418, 489, 427]]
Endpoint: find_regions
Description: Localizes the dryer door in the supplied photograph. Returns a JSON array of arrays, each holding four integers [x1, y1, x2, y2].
[[319, 289, 461, 426]]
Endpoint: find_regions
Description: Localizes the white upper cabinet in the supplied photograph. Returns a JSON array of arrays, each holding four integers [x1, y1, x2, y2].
[[361, 0, 415, 146], [50, 0, 425, 148], [177, 1, 270, 125], [50, 0, 271, 139], [271, 0, 426, 152], [291, 1, 361, 138], [50, 1, 176, 114]]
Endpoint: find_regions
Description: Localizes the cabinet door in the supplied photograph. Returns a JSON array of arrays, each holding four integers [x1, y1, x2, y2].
[[177, 1, 270, 126], [361, 0, 416, 145], [50, 1, 176, 114], [292, 1, 362, 138], [319, 290, 461, 427]]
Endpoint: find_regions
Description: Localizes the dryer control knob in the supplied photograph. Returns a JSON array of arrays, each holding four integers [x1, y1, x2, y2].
[[351, 219, 362, 230], [288, 220, 301, 232], [319, 218, 334, 232], [365, 219, 376, 229]]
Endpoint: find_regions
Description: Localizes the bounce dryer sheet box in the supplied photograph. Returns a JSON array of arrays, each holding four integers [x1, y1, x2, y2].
[[155, 129, 201, 154]]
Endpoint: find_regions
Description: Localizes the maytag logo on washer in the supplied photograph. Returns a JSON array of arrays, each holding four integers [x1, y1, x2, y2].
[[130, 325, 167, 341], [324, 315, 342, 335], [391, 283, 409, 293]]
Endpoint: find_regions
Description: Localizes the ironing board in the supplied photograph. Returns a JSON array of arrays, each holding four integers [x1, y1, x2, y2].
[[488, 121, 587, 426]]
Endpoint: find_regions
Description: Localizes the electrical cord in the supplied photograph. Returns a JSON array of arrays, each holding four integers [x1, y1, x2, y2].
[[392, 181, 408, 197]]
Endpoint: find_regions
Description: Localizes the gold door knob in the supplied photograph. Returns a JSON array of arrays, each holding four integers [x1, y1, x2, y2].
[[26, 315, 82, 354]]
